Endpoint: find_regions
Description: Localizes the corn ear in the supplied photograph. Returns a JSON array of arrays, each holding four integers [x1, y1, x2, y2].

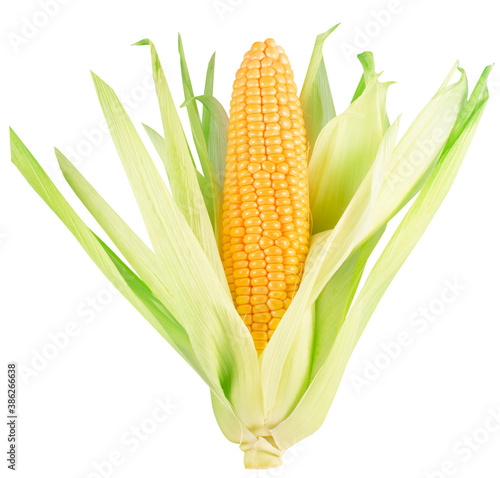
[[10, 28, 491, 469]]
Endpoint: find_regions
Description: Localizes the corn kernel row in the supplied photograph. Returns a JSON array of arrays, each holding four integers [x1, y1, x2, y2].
[[222, 38, 309, 353]]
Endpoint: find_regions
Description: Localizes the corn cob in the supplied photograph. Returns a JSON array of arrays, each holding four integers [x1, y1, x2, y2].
[[222, 38, 310, 354]]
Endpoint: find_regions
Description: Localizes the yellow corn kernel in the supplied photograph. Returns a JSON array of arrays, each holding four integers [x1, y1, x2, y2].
[[222, 38, 309, 354]]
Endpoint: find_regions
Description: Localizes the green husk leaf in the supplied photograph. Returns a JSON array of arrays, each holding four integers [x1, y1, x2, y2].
[[182, 93, 228, 191], [91, 72, 264, 431], [263, 68, 466, 422], [261, 110, 394, 425], [351, 51, 377, 102], [10, 130, 198, 370], [366, 70, 467, 236], [389, 64, 492, 220], [200, 53, 227, 190], [177, 36, 217, 181], [56, 148, 180, 313], [271, 75, 489, 449], [142, 123, 216, 227], [176, 35, 222, 245], [96, 236, 205, 374], [300, 24, 339, 150], [444, 64, 493, 154], [210, 391, 264, 448], [202, 53, 216, 141], [55, 148, 259, 453], [263, 306, 314, 428], [307, 71, 465, 307], [309, 56, 392, 233], [142, 124, 206, 200], [310, 226, 385, 379], [135, 39, 223, 262], [91, 71, 224, 281], [351, 74, 366, 104], [261, 118, 400, 426]]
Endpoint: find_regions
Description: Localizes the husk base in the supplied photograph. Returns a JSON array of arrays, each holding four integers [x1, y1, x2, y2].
[[240, 437, 284, 469]]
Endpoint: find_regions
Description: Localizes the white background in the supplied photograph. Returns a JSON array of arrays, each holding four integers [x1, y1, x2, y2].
[[1, 0, 499, 477]]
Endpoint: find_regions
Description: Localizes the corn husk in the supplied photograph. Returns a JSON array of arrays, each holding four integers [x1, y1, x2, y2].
[[11, 27, 491, 469]]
